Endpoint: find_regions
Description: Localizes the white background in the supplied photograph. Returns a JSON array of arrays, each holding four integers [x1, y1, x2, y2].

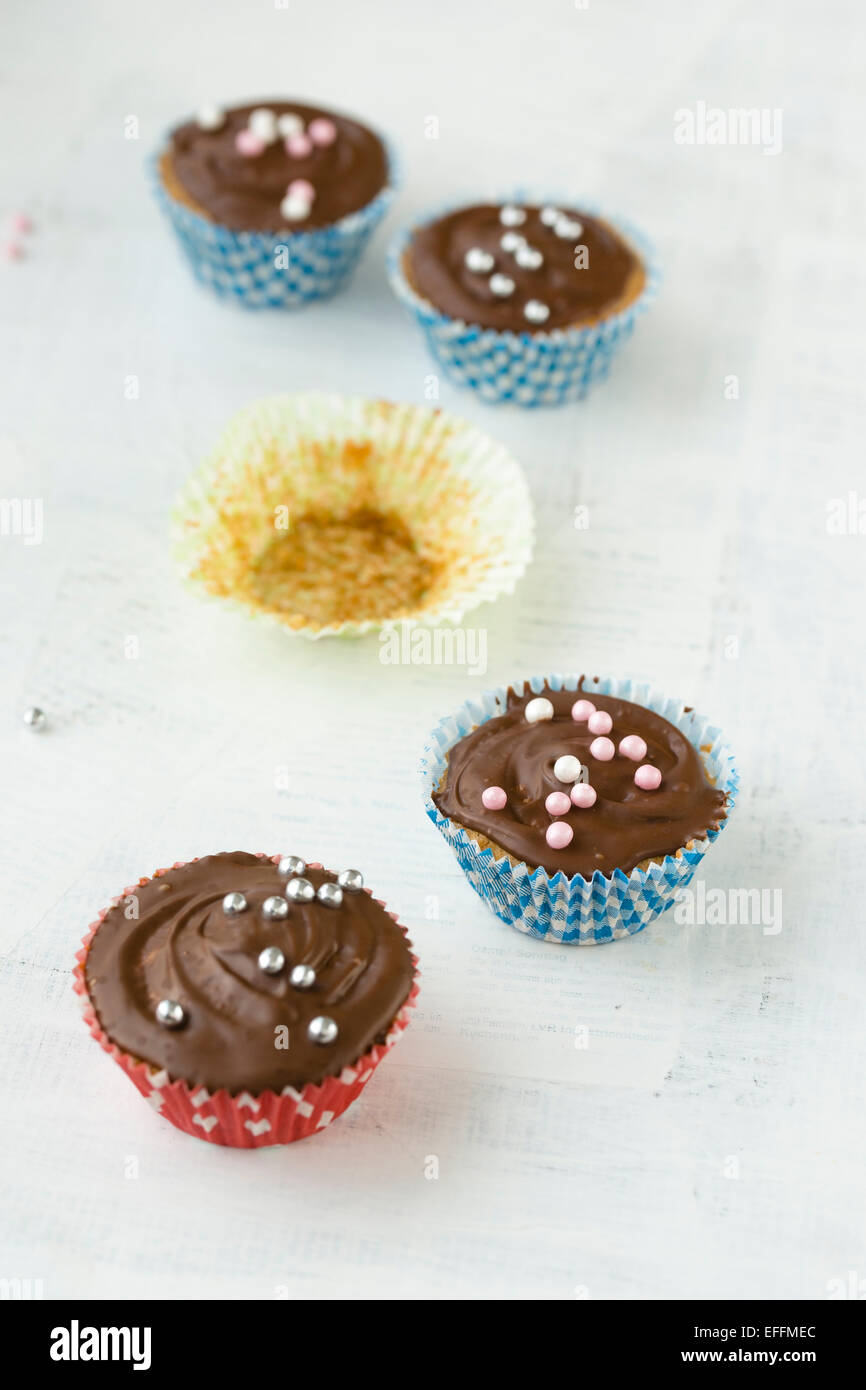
[[1, 0, 864, 1301]]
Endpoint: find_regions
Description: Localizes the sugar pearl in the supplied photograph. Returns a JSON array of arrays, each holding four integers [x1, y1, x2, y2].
[[465, 246, 495, 273], [196, 104, 225, 131], [555, 216, 583, 240], [286, 132, 313, 158], [280, 193, 311, 221], [287, 179, 315, 202], [500, 231, 526, 252], [635, 764, 662, 790], [249, 107, 278, 143], [515, 244, 543, 270], [482, 785, 507, 810], [490, 273, 516, 297], [570, 782, 597, 809], [571, 699, 596, 722], [277, 112, 304, 138], [525, 696, 555, 723], [589, 736, 615, 761], [553, 754, 582, 783], [540, 206, 560, 226], [545, 791, 571, 816], [308, 117, 338, 146], [546, 821, 574, 849], [619, 734, 648, 761], [524, 299, 550, 324], [235, 129, 265, 157], [500, 204, 527, 227], [587, 710, 613, 735]]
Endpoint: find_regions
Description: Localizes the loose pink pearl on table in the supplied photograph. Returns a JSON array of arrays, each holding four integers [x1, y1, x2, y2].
[[11, 213, 32, 234], [587, 710, 613, 735], [634, 764, 662, 791], [286, 132, 314, 158], [287, 179, 315, 202], [589, 736, 615, 761], [545, 791, 571, 816], [546, 821, 574, 849], [308, 117, 338, 147], [571, 699, 596, 721], [570, 782, 597, 809], [481, 785, 507, 810], [2, 241, 23, 260], [619, 734, 648, 761], [235, 129, 266, 157]]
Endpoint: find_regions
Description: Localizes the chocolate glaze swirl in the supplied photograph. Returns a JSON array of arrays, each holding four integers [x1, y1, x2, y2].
[[433, 680, 727, 878], [404, 203, 644, 332], [84, 853, 415, 1093], [166, 101, 388, 231]]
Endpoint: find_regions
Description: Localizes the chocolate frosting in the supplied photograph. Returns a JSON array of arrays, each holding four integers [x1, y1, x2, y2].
[[405, 203, 644, 331], [84, 854, 415, 1093], [167, 102, 388, 231], [433, 681, 726, 878]]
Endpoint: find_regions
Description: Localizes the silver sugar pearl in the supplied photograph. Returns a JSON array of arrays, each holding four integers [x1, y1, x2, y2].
[[524, 299, 550, 324], [262, 895, 289, 920], [290, 963, 316, 990], [278, 855, 306, 877], [515, 244, 543, 270], [156, 998, 185, 1029], [23, 706, 46, 731], [540, 205, 560, 226], [317, 882, 343, 909], [500, 231, 525, 253], [337, 869, 364, 893], [499, 204, 526, 227], [308, 1015, 339, 1045], [286, 876, 315, 903], [222, 891, 248, 916], [464, 246, 494, 273], [489, 273, 515, 297], [258, 945, 286, 974], [555, 216, 583, 240]]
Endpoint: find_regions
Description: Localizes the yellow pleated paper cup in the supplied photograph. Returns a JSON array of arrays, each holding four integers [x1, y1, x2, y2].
[[173, 394, 535, 638]]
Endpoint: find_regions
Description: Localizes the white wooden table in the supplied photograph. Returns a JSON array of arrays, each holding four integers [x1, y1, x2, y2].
[[2, 0, 864, 1301]]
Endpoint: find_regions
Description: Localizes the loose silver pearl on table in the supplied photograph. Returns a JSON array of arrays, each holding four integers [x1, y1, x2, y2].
[[489, 273, 515, 297], [156, 999, 185, 1029], [464, 246, 494, 273], [258, 945, 286, 975], [290, 963, 316, 990], [337, 869, 364, 893], [540, 205, 560, 226], [500, 231, 525, 253], [262, 895, 289, 920], [308, 1015, 339, 1045], [23, 706, 46, 731], [286, 876, 315, 903], [524, 299, 551, 324], [499, 204, 526, 227], [555, 216, 583, 240], [278, 856, 306, 877], [222, 891, 248, 916], [317, 882, 343, 909], [515, 244, 543, 270]]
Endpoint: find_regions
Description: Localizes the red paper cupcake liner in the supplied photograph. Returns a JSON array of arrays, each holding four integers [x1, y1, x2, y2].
[[74, 856, 420, 1148]]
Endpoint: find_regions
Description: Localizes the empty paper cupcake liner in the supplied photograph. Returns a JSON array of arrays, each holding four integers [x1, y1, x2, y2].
[[73, 856, 420, 1147], [421, 675, 738, 945], [173, 392, 534, 638], [388, 195, 660, 406]]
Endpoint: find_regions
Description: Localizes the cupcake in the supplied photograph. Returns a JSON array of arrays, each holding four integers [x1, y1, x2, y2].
[[422, 675, 737, 944], [173, 393, 534, 638], [389, 198, 658, 406], [74, 853, 419, 1146], [153, 100, 394, 307]]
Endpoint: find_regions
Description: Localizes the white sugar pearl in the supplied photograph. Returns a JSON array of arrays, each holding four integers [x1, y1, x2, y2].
[[524, 299, 550, 324], [500, 231, 526, 253], [499, 204, 526, 227], [465, 246, 495, 273], [515, 244, 543, 270], [489, 273, 515, 297], [555, 216, 583, 240], [280, 193, 311, 221], [540, 205, 560, 226], [249, 107, 278, 143], [277, 112, 305, 138], [525, 696, 555, 723], [553, 754, 582, 783], [196, 104, 225, 131]]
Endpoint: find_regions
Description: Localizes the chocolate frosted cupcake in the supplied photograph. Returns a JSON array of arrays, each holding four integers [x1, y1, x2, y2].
[[422, 676, 737, 944], [389, 197, 658, 405], [75, 853, 419, 1146], [154, 100, 394, 307]]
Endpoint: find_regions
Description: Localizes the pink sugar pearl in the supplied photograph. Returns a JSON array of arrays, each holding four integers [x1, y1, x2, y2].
[[2, 241, 23, 260], [571, 699, 596, 722], [589, 736, 615, 761], [546, 821, 574, 849], [235, 129, 266, 157], [587, 710, 613, 735], [11, 213, 32, 234], [634, 764, 662, 791], [545, 791, 571, 816], [308, 117, 338, 147], [481, 785, 507, 810], [619, 734, 648, 761], [570, 782, 597, 809], [287, 179, 315, 202], [286, 132, 314, 158]]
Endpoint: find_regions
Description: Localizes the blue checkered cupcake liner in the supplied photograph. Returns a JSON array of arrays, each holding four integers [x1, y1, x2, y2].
[[388, 195, 660, 406], [150, 136, 397, 309], [421, 674, 738, 945]]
